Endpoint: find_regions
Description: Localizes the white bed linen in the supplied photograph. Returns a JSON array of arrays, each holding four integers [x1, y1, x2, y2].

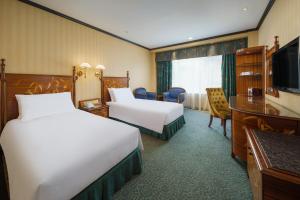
[[107, 99, 184, 133], [0, 110, 143, 200]]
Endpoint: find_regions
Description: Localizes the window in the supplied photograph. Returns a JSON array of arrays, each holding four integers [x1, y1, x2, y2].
[[172, 55, 222, 94], [172, 55, 222, 110]]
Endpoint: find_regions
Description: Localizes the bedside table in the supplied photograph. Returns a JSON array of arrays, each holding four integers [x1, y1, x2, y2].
[[78, 98, 109, 118]]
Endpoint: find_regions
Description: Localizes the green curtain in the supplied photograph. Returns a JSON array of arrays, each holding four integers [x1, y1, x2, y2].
[[156, 61, 172, 94], [222, 54, 236, 100]]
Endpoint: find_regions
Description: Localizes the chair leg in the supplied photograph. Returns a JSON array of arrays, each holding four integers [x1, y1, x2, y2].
[[223, 119, 227, 136], [208, 115, 213, 127]]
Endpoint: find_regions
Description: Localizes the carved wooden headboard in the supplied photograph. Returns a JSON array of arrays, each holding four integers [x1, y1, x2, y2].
[[101, 71, 129, 104], [265, 36, 280, 97], [0, 59, 77, 131]]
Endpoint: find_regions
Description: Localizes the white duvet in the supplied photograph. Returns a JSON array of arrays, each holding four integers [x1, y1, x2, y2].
[[107, 99, 184, 133], [0, 110, 143, 200]]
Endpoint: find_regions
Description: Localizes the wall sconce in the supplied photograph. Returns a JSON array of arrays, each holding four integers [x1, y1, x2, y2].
[[76, 62, 91, 78], [95, 64, 105, 80]]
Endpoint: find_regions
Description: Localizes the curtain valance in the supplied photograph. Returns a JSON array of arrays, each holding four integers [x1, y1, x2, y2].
[[155, 38, 248, 61], [155, 51, 173, 62]]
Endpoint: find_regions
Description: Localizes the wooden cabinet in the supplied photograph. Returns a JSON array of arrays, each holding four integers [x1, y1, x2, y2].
[[85, 106, 109, 118], [246, 129, 300, 200], [79, 98, 109, 118], [265, 36, 279, 97], [247, 137, 262, 200], [236, 46, 265, 97], [230, 96, 300, 161]]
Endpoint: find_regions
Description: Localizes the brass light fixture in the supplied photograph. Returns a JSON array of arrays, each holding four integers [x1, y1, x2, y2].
[[76, 62, 91, 78], [95, 64, 105, 80]]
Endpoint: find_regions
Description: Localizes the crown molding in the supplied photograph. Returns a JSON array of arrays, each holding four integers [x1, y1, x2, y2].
[[19, 0, 276, 51], [19, 0, 150, 50]]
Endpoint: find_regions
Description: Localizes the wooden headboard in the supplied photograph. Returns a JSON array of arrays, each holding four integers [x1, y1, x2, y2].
[[265, 36, 280, 97], [0, 59, 77, 131], [101, 71, 130, 104]]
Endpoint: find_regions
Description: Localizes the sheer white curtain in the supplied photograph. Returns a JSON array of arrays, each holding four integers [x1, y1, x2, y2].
[[172, 55, 222, 111]]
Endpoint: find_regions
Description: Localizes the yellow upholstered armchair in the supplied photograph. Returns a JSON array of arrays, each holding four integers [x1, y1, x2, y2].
[[206, 88, 231, 136]]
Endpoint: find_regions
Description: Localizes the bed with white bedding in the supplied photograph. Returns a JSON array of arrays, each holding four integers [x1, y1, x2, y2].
[[1, 109, 143, 200], [0, 66, 143, 200], [107, 88, 185, 140]]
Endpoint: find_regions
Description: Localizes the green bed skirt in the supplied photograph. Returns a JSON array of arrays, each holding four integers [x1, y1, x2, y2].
[[0, 148, 142, 200], [110, 115, 185, 141], [71, 148, 142, 200]]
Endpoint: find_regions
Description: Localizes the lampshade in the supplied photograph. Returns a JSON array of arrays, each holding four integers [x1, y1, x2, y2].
[[80, 62, 91, 68], [95, 64, 106, 70]]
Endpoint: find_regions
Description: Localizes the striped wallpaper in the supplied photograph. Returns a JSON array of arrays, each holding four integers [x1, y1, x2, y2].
[[258, 0, 300, 114], [0, 0, 153, 105]]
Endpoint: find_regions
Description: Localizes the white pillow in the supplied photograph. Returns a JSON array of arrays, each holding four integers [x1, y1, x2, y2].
[[111, 88, 135, 102], [16, 92, 75, 121], [108, 88, 116, 102]]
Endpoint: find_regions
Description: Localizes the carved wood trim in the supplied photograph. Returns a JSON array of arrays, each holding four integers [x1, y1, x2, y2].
[[265, 36, 279, 97], [101, 71, 130, 105], [0, 60, 77, 132]]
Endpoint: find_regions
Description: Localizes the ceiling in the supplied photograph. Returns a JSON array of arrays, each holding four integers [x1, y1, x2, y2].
[[29, 0, 270, 49]]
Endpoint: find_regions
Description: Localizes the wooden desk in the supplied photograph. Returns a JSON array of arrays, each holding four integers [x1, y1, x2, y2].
[[229, 96, 300, 161], [246, 129, 300, 200]]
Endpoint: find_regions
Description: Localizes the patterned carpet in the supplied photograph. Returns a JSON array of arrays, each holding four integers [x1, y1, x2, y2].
[[114, 109, 252, 200]]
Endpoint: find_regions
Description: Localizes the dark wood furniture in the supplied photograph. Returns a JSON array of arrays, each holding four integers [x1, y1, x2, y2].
[[236, 46, 265, 97], [0, 59, 76, 132], [157, 94, 163, 101], [246, 128, 300, 200], [0, 58, 77, 200], [230, 96, 300, 161], [79, 98, 108, 118], [206, 88, 231, 136], [265, 36, 279, 97], [100, 71, 129, 105]]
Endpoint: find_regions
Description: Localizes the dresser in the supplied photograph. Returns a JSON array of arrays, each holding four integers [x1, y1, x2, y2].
[[229, 96, 300, 161], [246, 129, 300, 200]]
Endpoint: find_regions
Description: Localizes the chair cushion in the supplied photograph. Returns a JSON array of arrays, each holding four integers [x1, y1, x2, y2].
[[169, 88, 185, 99], [206, 88, 230, 119], [169, 91, 178, 99], [135, 88, 147, 96], [164, 97, 177, 102]]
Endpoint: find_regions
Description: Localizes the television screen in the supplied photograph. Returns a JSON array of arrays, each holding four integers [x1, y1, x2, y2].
[[273, 37, 300, 93]]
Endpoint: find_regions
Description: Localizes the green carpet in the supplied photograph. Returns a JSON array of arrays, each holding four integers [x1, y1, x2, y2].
[[113, 109, 252, 200]]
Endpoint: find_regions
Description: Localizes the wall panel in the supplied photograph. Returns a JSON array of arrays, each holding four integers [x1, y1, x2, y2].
[[0, 0, 152, 105]]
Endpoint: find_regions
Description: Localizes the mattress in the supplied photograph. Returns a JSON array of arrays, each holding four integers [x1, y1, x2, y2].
[[107, 99, 184, 133], [0, 110, 143, 200]]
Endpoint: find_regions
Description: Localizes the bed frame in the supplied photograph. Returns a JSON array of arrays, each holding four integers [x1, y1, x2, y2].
[[100, 70, 130, 104], [0, 59, 77, 133], [101, 71, 185, 140], [0, 60, 142, 199], [0, 58, 77, 199]]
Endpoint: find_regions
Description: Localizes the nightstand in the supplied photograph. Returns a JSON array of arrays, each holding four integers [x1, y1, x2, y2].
[[79, 98, 109, 118]]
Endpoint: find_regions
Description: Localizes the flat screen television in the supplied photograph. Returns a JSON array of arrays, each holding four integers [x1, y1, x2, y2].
[[272, 37, 300, 93]]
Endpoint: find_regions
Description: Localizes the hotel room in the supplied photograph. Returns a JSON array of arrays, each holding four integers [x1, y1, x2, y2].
[[0, 0, 299, 199]]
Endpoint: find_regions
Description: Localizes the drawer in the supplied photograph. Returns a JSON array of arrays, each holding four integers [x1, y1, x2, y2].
[[90, 108, 108, 117], [232, 111, 298, 134]]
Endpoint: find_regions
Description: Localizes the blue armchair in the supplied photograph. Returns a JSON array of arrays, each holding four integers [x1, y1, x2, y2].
[[134, 87, 157, 100], [163, 87, 186, 103]]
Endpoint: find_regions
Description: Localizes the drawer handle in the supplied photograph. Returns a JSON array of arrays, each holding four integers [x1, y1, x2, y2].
[[249, 152, 253, 156]]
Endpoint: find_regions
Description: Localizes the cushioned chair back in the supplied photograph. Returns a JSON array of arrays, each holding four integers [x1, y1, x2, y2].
[[134, 88, 147, 95], [169, 87, 185, 98], [206, 88, 229, 115]]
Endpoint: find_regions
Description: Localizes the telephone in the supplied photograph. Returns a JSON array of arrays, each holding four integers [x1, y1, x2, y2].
[[84, 101, 95, 109]]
